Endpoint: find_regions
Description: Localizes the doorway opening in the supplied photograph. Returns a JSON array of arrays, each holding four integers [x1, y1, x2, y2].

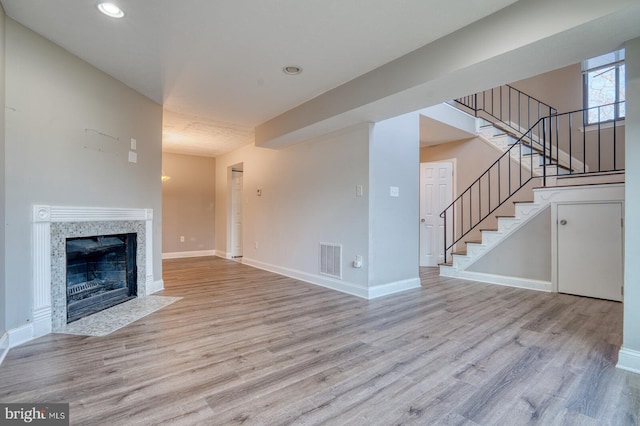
[[229, 164, 244, 259]]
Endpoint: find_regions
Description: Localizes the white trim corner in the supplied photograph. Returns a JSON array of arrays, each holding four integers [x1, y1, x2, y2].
[[8, 324, 34, 349], [617, 347, 640, 375], [149, 279, 165, 294], [0, 332, 9, 366], [367, 277, 421, 299], [32, 306, 52, 338]]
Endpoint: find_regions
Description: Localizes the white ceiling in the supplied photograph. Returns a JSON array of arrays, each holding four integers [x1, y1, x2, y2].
[[1, 0, 520, 157]]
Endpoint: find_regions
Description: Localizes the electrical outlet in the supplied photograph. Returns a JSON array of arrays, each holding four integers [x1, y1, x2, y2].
[[180, 236, 185, 243], [255, 242, 259, 249]]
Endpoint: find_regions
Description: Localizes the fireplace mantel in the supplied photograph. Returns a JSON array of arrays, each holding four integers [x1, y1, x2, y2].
[[31, 205, 158, 338]]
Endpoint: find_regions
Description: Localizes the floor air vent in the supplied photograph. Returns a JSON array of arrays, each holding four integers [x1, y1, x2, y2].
[[320, 243, 342, 279]]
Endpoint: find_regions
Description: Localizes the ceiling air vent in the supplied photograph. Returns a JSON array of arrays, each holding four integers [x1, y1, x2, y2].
[[320, 243, 342, 279]]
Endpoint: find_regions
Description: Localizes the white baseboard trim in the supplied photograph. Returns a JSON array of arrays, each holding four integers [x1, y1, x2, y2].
[[8, 323, 35, 349], [214, 252, 239, 260], [368, 277, 422, 299], [31, 307, 52, 339], [440, 268, 552, 292], [241, 258, 421, 299], [148, 279, 165, 294], [162, 250, 216, 260], [242, 257, 369, 299], [214, 252, 241, 261], [617, 347, 640, 375], [0, 332, 9, 366], [31, 314, 52, 340]]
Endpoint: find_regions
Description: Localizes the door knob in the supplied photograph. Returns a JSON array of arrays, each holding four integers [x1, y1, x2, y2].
[[560, 219, 567, 225], [421, 218, 426, 223]]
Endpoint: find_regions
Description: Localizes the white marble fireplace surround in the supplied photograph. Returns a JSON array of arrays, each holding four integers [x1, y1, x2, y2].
[[31, 205, 159, 338]]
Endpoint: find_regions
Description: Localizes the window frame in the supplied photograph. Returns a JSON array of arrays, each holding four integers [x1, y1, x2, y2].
[[582, 52, 625, 125]]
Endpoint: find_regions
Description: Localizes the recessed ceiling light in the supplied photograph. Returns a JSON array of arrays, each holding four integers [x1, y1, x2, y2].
[[282, 66, 302, 75], [97, 2, 125, 18]]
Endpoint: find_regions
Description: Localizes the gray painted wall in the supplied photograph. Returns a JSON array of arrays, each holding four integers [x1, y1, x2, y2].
[[0, 7, 6, 334], [623, 38, 640, 354], [468, 207, 551, 281], [369, 113, 420, 288], [162, 153, 215, 254], [4, 19, 162, 329], [216, 124, 371, 291], [216, 117, 420, 294]]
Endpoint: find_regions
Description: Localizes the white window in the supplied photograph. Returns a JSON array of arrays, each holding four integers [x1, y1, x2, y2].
[[583, 49, 625, 124]]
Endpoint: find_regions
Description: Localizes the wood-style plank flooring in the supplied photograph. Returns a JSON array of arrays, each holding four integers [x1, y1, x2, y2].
[[1, 256, 639, 425]]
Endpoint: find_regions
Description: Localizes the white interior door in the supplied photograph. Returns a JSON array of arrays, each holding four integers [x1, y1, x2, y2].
[[420, 162, 453, 267], [557, 202, 623, 301], [231, 170, 243, 258]]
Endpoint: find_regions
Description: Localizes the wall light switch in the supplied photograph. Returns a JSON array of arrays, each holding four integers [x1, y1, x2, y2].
[[128, 151, 137, 163], [356, 185, 363, 197], [130, 138, 137, 150], [257, 188, 262, 196], [390, 186, 400, 197]]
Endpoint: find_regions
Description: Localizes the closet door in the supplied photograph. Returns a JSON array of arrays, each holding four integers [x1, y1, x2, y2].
[[557, 202, 623, 301]]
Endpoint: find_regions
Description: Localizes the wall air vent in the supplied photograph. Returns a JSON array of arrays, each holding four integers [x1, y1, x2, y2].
[[319, 243, 342, 279]]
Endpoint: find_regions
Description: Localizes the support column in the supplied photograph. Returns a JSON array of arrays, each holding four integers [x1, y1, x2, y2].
[[368, 112, 421, 298], [618, 37, 640, 374]]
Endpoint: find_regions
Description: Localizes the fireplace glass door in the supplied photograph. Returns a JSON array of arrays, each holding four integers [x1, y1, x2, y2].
[[66, 233, 137, 322]]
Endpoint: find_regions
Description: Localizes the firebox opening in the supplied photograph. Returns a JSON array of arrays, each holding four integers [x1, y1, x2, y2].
[[66, 233, 137, 323]]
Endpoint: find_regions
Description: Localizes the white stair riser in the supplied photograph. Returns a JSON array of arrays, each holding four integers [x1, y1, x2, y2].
[[514, 203, 541, 217]]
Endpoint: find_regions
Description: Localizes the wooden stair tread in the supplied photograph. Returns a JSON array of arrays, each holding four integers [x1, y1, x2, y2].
[[465, 240, 482, 245], [480, 228, 498, 232], [522, 154, 573, 171]]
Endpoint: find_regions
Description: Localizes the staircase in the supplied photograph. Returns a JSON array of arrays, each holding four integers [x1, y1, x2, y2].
[[439, 188, 547, 278], [439, 84, 625, 282]]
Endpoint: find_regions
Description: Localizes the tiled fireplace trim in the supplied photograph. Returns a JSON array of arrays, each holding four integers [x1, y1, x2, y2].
[[32, 206, 154, 337]]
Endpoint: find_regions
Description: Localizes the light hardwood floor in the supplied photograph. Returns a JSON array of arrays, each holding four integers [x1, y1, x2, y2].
[[1, 256, 639, 425]]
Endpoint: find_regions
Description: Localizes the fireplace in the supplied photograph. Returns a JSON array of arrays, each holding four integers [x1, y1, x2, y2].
[[66, 233, 137, 323], [31, 205, 157, 336]]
